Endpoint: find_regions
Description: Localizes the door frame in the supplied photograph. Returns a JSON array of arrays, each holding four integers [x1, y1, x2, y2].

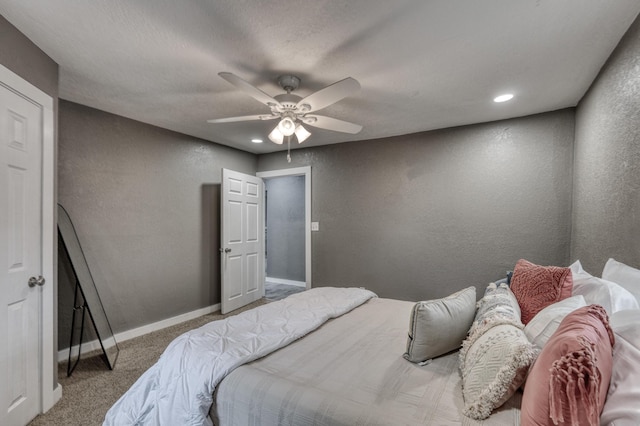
[[257, 166, 311, 289], [0, 64, 60, 412]]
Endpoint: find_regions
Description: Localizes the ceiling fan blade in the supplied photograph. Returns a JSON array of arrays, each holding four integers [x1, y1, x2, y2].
[[296, 77, 360, 113], [218, 72, 280, 107], [303, 115, 362, 134], [207, 114, 278, 124]]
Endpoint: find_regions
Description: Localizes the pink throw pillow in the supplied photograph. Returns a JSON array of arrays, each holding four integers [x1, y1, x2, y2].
[[521, 305, 615, 426], [510, 259, 573, 324]]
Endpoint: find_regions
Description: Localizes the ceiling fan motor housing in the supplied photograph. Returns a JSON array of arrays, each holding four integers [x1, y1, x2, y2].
[[277, 75, 301, 93], [274, 93, 302, 110]]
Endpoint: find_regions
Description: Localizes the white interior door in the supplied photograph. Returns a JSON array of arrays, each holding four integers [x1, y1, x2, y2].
[[221, 169, 264, 314], [0, 82, 43, 425]]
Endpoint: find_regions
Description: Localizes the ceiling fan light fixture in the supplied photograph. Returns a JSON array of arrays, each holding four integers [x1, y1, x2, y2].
[[278, 116, 296, 136], [268, 126, 284, 144], [210, 72, 362, 151], [294, 124, 311, 143]]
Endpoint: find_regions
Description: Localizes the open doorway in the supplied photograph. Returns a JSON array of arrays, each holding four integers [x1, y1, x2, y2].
[[257, 167, 311, 300]]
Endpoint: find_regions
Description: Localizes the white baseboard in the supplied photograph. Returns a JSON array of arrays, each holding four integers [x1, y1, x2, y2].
[[57, 303, 221, 363], [266, 277, 306, 288], [52, 384, 62, 406]]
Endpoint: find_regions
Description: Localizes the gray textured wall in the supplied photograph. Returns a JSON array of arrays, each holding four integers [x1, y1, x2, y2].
[[0, 14, 60, 386], [572, 15, 640, 274], [265, 176, 305, 282], [57, 100, 257, 346], [0, 15, 59, 98], [259, 110, 575, 301]]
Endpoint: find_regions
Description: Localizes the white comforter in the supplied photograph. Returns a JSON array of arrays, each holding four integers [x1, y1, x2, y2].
[[103, 287, 377, 426]]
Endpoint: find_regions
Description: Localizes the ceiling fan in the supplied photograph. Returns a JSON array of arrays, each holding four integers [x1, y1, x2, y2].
[[208, 72, 362, 145]]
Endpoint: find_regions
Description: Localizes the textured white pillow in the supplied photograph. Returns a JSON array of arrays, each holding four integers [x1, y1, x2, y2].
[[469, 282, 521, 336], [460, 324, 536, 420], [601, 309, 640, 425], [602, 258, 640, 305], [523, 295, 587, 349], [569, 260, 639, 315], [404, 286, 476, 363], [459, 283, 537, 420]]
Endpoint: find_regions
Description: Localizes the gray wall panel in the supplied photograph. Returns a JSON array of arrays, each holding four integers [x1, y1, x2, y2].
[[259, 110, 575, 301], [572, 15, 640, 274], [0, 15, 58, 98], [57, 100, 257, 345]]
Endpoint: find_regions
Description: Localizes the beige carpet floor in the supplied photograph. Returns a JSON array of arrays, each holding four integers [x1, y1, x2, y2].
[[29, 298, 268, 426]]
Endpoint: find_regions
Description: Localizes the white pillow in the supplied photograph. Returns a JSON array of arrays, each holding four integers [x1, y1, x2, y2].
[[600, 309, 640, 425], [602, 258, 640, 305], [459, 283, 537, 420], [569, 261, 639, 315], [469, 282, 521, 335], [523, 295, 586, 349]]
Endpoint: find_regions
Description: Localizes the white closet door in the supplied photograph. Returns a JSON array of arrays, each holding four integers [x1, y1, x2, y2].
[[0, 82, 43, 426]]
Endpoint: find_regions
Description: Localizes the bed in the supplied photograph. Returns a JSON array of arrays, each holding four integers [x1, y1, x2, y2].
[[211, 297, 521, 426], [104, 257, 640, 426]]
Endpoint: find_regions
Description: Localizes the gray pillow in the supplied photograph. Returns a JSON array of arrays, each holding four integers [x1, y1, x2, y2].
[[404, 286, 477, 363]]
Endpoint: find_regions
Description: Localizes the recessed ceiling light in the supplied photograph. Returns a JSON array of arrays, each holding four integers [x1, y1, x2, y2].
[[494, 94, 514, 103], [251, 138, 263, 144]]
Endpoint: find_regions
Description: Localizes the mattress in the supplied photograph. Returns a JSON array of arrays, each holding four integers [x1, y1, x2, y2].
[[211, 297, 521, 425]]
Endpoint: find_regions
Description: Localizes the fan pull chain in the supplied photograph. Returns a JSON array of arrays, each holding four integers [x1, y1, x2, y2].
[[287, 135, 291, 163]]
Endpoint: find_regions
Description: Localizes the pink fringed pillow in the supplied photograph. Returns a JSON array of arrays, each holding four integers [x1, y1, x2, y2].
[[510, 259, 573, 324], [521, 305, 615, 426]]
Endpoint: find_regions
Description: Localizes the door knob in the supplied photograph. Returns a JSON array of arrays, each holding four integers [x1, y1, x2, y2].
[[28, 275, 46, 287], [219, 248, 232, 253]]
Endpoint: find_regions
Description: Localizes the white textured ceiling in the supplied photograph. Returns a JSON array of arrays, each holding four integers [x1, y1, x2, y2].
[[2, 1, 640, 154]]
